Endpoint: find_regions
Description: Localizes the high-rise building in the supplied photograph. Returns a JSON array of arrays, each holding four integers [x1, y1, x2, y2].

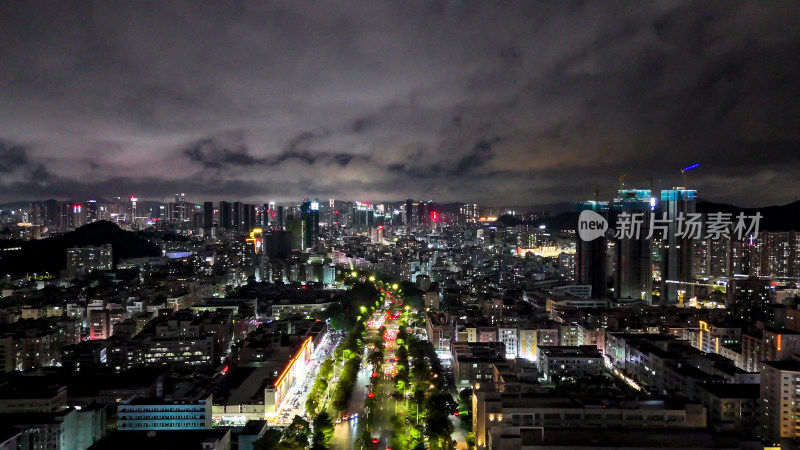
[[286, 215, 307, 250], [249, 204, 258, 230], [172, 193, 188, 222], [262, 230, 292, 260], [44, 199, 62, 229], [460, 203, 479, 223], [420, 201, 430, 226], [67, 244, 113, 278], [242, 204, 251, 232], [261, 203, 269, 227], [612, 189, 653, 303], [232, 202, 242, 231], [72, 203, 86, 228], [575, 201, 609, 299], [203, 202, 214, 230], [759, 361, 800, 444], [405, 199, 413, 225], [660, 188, 696, 305], [86, 200, 99, 223], [758, 231, 800, 278], [727, 277, 773, 322], [59, 201, 72, 229], [277, 206, 284, 230], [370, 225, 385, 244], [219, 201, 232, 230], [28, 201, 44, 227], [300, 199, 320, 247], [411, 201, 420, 226], [129, 196, 138, 221]]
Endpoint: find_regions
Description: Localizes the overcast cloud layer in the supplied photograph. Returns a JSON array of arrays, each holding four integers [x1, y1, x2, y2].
[[1, 1, 799, 207]]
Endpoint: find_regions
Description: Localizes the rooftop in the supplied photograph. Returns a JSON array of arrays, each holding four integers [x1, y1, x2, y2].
[[538, 345, 602, 358], [762, 360, 800, 372], [492, 427, 753, 448], [695, 383, 760, 399], [88, 430, 231, 450]]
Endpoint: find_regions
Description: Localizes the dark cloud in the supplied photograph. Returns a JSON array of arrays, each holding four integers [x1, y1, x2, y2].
[[0, 142, 29, 172], [0, 140, 60, 194], [453, 137, 500, 174], [0, 1, 799, 206], [352, 117, 376, 133], [184, 137, 266, 169], [284, 132, 319, 155]]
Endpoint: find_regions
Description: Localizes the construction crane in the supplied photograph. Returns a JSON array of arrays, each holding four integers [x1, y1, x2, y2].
[[592, 182, 614, 202], [618, 173, 662, 191], [681, 163, 700, 188]]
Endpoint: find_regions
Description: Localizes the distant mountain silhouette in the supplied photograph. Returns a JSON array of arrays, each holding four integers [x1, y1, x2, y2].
[[695, 200, 800, 232], [532, 200, 800, 232], [495, 215, 523, 226], [0, 220, 161, 276]]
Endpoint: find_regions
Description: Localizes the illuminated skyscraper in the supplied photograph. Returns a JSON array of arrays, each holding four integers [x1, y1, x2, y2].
[[660, 188, 696, 305], [300, 198, 320, 247], [130, 196, 137, 221], [86, 200, 99, 223], [72, 203, 86, 228], [460, 203, 480, 223]]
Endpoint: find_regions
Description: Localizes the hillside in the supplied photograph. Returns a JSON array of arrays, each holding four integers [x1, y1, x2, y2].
[[0, 221, 161, 275]]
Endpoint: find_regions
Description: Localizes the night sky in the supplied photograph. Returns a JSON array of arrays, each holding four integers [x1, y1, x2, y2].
[[1, 1, 799, 207]]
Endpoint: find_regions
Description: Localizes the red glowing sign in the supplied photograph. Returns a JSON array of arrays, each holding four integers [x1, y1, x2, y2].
[[431, 211, 438, 221]]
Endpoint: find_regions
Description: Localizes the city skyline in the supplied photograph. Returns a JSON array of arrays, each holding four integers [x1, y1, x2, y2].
[[1, 2, 799, 206]]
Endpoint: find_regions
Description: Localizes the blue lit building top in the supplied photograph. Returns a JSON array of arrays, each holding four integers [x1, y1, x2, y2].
[[617, 189, 651, 200], [614, 189, 652, 212], [577, 201, 609, 212], [661, 189, 697, 201]]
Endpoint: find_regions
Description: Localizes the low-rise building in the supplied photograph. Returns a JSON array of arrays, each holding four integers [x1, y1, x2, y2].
[[472, 390, 707, 449], [695, 383, 758, 433], [88, 429, 231, 450], [537, 345, 603, 382], [452, 342, 506, 389], [118, 396, 212, 430]]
